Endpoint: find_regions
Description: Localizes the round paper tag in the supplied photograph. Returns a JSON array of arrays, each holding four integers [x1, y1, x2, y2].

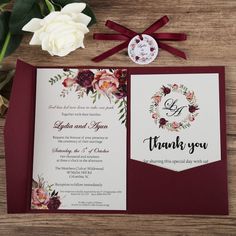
[[128, 34, 158, 64]]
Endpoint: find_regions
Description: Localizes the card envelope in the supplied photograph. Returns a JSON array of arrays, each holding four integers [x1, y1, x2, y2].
[[4, 60, 228, 214]]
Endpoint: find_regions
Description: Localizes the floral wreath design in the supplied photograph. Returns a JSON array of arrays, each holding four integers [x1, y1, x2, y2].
[[149, 84, 199, 131], [49, 68, 127, 126], [128, 34, 158, 64], [31, 175, 61, 210]]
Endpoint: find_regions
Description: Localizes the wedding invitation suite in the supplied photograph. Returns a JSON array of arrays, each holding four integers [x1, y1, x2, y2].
[[5, 60, 228, 214]]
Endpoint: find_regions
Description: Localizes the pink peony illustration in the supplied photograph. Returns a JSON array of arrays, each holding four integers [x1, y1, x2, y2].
[[62, 78, 76, 87], [92, 70, 119, 96], [152, 95, 161, 104], [172, 84, 178, 90], [186, 91, 194, 101], [31, 187, 49, 207], [152, 113, 158, 119], [31, 177, 61, 210], [172, 121, 180, 129]]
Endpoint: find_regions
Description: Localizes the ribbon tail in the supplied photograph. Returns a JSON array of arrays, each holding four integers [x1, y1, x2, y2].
[[92, 41, 130, 62], [152, 33, 187, 41], [158, 42, 187, 59], [93, 33, 129, 41], [105, 20, 137, 38], [143, 15, 169, 34]]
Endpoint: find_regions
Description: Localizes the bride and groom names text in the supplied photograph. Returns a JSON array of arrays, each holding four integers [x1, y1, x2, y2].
[[53, 120, 108, 132], [143, 135, 208, 154]]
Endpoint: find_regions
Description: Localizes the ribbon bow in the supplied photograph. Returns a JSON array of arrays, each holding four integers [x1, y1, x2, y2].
[[92, 15, 187, 62]]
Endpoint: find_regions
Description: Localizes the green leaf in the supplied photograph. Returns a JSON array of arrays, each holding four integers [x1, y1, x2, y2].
[[38, 0, 50, 16], [4, 34, 22, 57], [53, 0, 75, 6], [0, 0, 11, 4], [9, 0, 43, 34], [45, 0, 55, 12], [53, 0, 96, 26], [119, 113, 125, 120], [118, 100, 123, 108], [0, 11, 23, 61], [119, 108, 124, 114], [0, 11, 9, 42]]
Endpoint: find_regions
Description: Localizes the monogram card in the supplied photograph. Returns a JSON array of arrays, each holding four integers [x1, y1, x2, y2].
[[131, 73, 220, 171], [128, 67, 228, 214]]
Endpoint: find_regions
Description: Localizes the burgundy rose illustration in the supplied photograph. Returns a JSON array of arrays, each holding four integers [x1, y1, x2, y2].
[[159, 118, 168, 128], [189, 105, 199, 113], [113, 69, 127, 99], [162, 86, 171, 96], [113, 84, 127, 99], [114, 69, 127, 82], [76, 70, 95, 94], [47, 196, 61, 210]]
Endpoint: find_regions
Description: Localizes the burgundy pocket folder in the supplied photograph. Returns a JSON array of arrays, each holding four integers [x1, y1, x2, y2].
[[4, 60, 228, 214]]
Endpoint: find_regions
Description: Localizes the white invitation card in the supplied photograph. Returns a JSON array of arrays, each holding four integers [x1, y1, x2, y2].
[[32, 68, 127, 210], [131, 73, 221, 172]]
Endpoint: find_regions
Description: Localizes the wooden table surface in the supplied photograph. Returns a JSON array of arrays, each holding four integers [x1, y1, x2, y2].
[[1, 0, 236, 235]]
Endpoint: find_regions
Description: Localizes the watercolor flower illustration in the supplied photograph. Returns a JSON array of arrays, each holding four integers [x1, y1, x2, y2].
[[92, 70, 119, 96], [186, 91, 195, 101], [150, 84, 199, 132], [31, 176, 61, 210], [171, 121, 181, 129], [49, 68, 127, 125]]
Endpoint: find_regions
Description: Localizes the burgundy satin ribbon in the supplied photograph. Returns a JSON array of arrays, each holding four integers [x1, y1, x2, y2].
[[92, 15, 187, 62]]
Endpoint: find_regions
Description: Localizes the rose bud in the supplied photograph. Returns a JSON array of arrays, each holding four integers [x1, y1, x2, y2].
[[162, 86, 171, 96], [62, 78, 76, 87], [159, 118, 168, 127], [152, 113, 157, 119], [172, 84, 178, 90], [189, 105, 199, 113], [113, 84, 127, 99]]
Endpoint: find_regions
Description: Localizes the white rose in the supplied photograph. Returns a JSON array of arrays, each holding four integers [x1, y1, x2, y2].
[[22, 3, 91, 57]]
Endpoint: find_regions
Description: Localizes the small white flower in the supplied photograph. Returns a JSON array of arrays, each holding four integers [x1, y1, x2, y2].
[[22, 3, 91, 57]]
